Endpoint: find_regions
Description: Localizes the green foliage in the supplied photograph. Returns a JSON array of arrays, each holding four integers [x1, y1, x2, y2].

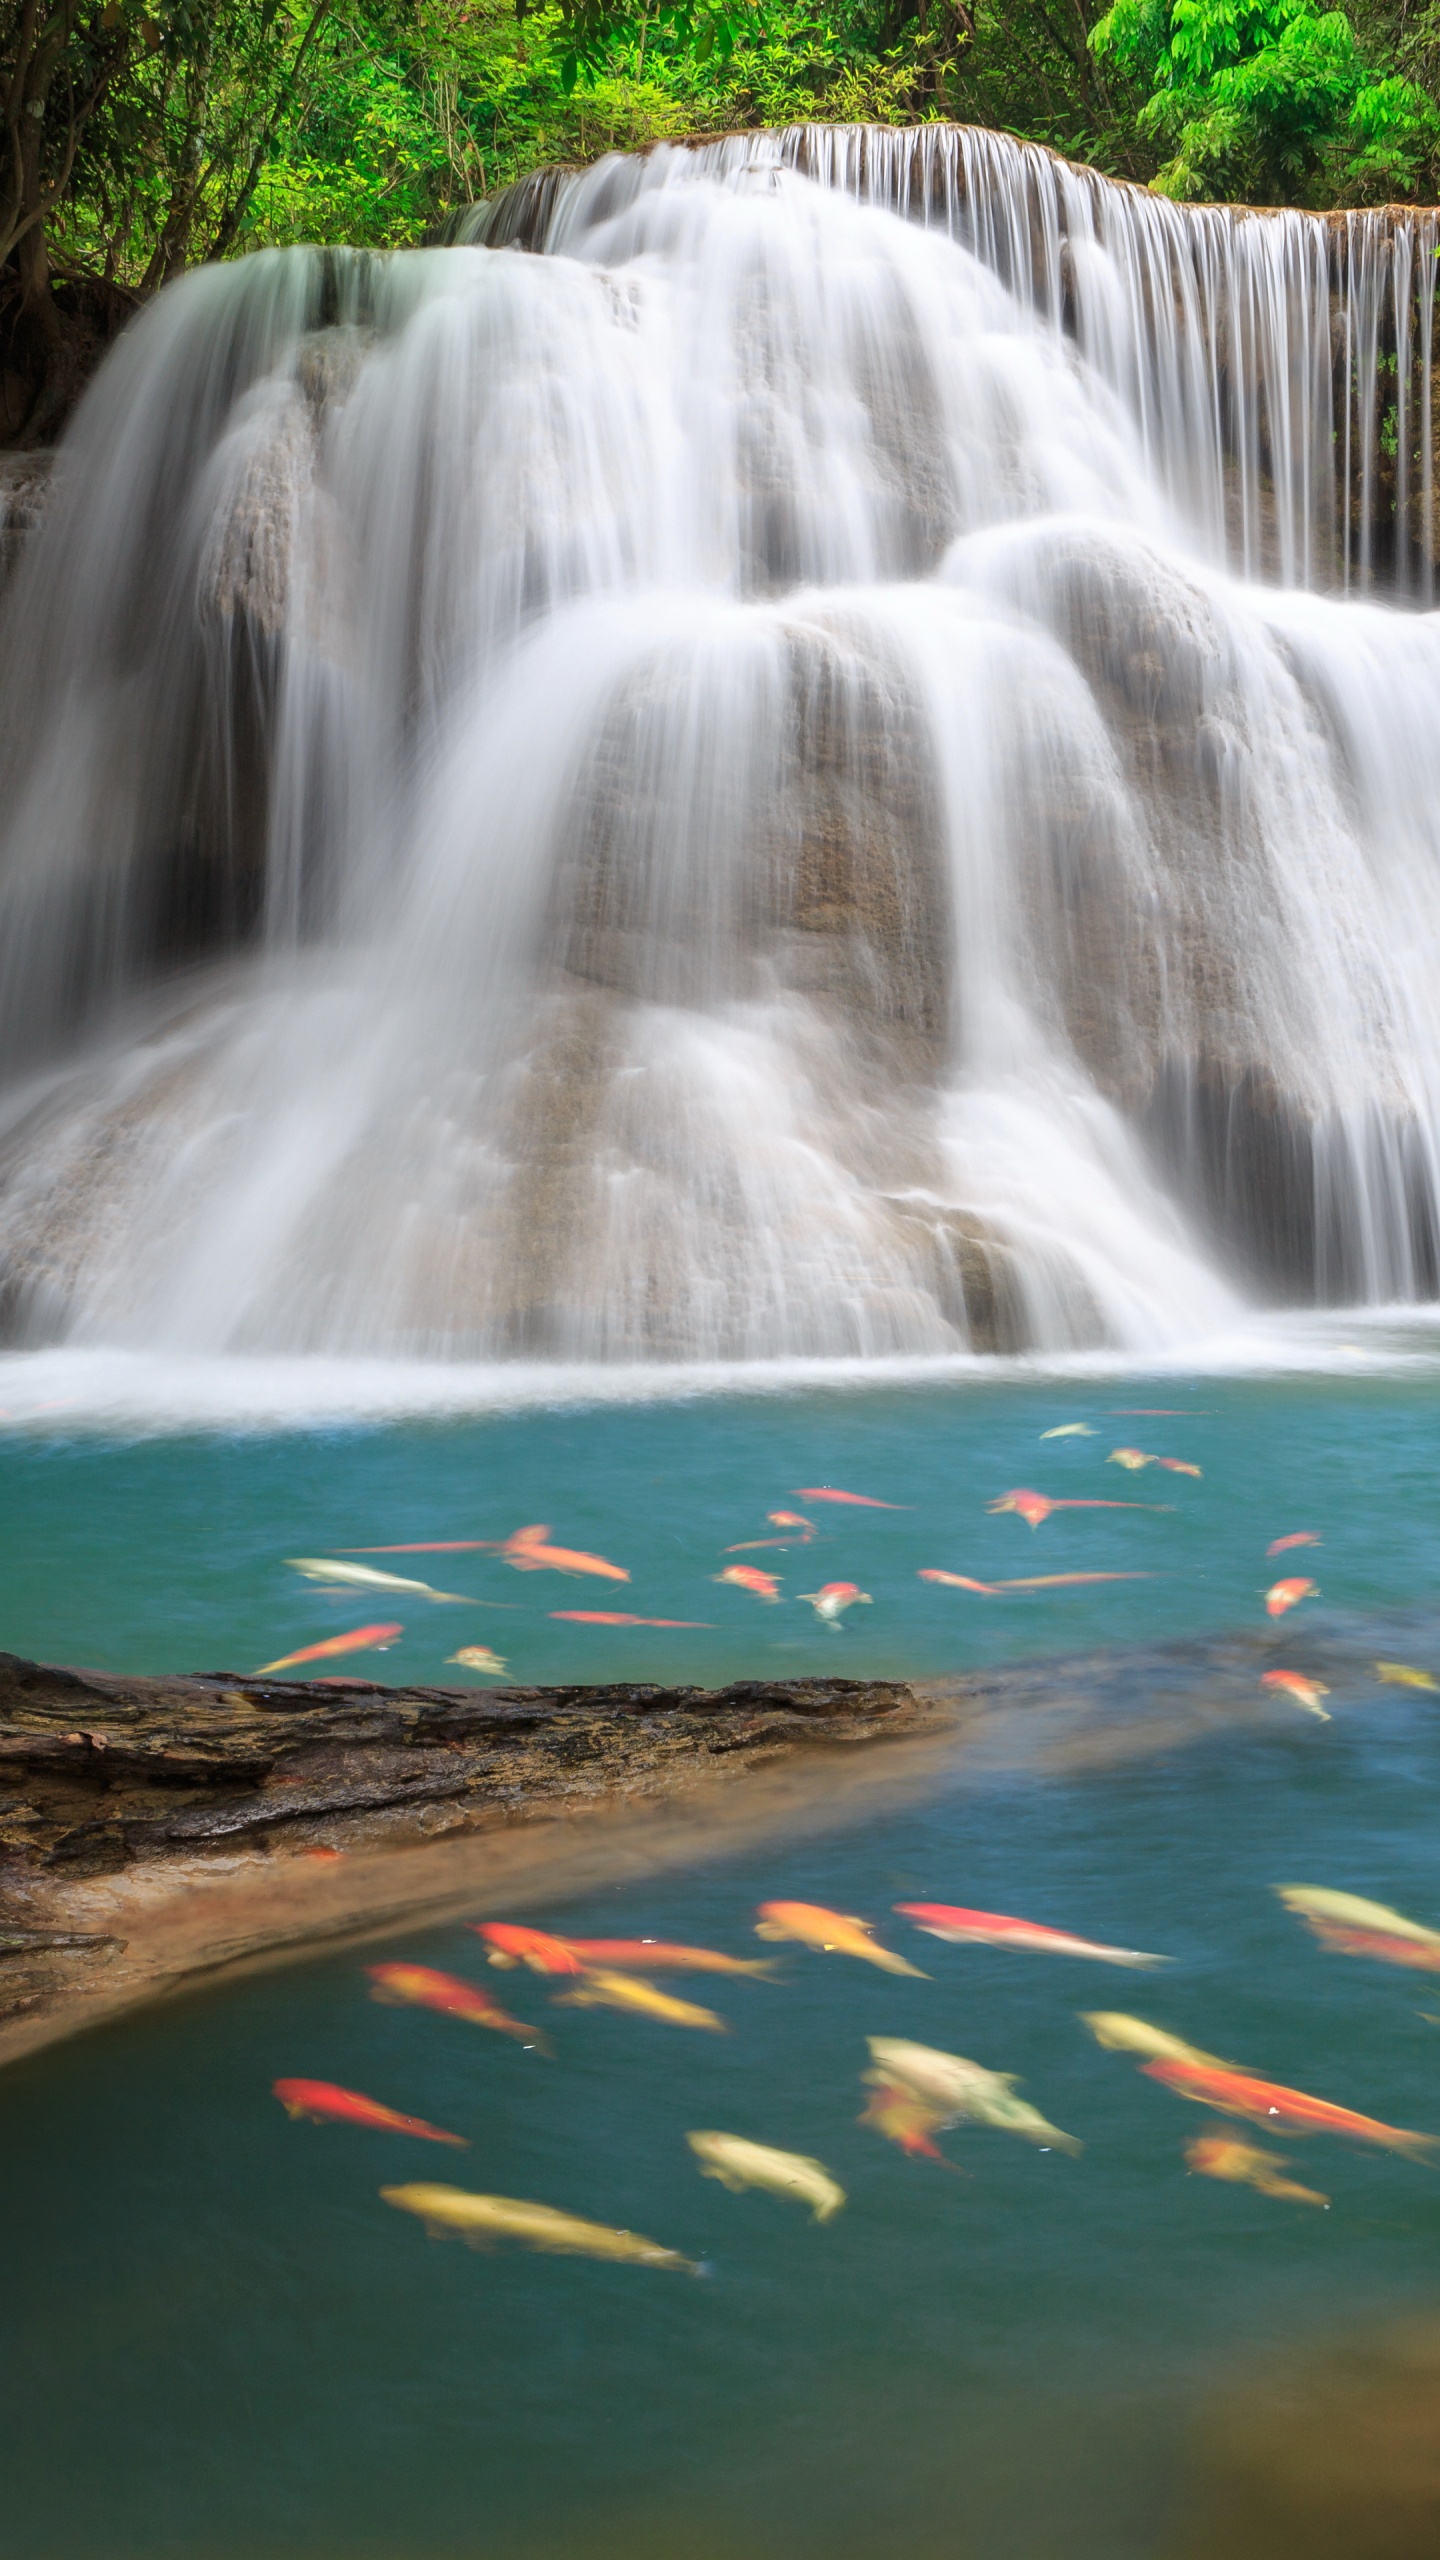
[[1090, 0, 1435, 198]]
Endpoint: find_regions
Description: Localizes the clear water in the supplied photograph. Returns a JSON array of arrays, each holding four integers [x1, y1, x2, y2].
[[3, 1365, 1440, 2556]]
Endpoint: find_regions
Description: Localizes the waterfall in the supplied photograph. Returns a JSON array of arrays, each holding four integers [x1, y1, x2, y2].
[[1, 125, 1439, 1363]]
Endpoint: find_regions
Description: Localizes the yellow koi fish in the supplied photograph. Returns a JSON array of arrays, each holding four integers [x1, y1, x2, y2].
[[1375, 1661, 1440, 1691], [1276, 1885, 1440, 1972], [867, 2035, 1081, 2153], [755, 1901, 925, 1976], [1186, 2134, 1328, 2207], [381, 2184, 700, 2271], [447, 1646, 509, 1677], [686, 2132, 845, 2222], [1080, 2013, 1228, 2067], [553, 1969, 727, 2032]]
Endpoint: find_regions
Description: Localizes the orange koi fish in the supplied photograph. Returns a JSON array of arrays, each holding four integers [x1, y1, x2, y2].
[[859, 2078, 953, 2163], [272, 2078, 467, 2146], [896, 1903, 1165, 1967], [1267, 1532, 1320, 1558], [473, 1924, 585, 1975], [792, 1487, 906, 1508], [549, 1612, 712, 1625], [1266, 1576, 1318, 1618], [1157, 1458, 1203, 1477], [1261, 1669, 1330, 1720], [493, 1526, 629, 1582], [255, 1622, 403, 1675], [714, 1565, 782, 1601], [1185, 2133, 1328, 2207], [755, 1901, 925, 1976], [918, 1569, 1150, 1593], [988, 1488, 1171, 1528], [1142, 2056, 1438, 2160], [798, 1581, 871, 1625], [474, 1924, 774, 1980], [1275, 1886, 1440, 1972], [366, 1963, 550, 2051], [725, 1512, 816, 1552]]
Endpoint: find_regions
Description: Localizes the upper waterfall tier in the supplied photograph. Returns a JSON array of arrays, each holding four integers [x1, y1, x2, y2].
[[1, 126, 1439, 1363]]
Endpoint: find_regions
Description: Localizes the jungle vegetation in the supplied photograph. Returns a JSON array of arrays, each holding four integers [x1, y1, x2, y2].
[[2, 0, 1439, 437]]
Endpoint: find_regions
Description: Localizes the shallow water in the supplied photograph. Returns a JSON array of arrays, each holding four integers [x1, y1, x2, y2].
[[3, 1364, 1440, 2556]]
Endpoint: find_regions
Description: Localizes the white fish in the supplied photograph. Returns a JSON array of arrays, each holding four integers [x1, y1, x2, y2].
[[866, 2036, 1081, 2153], [1040, 1424, 1095, 1439], [288, 1558, 475, 1602], [686, 2132, 845, 2222]]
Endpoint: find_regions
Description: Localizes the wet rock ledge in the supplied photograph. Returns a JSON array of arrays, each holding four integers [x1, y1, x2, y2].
[[0, 1650, 948, 2067]]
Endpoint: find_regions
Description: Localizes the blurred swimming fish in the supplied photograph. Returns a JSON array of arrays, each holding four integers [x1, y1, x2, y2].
[[447, 1646, 508, 1676], [714, 1565, 782, 1600], [1040, 1424, 1095, 1439], [918, 1570, 1151, 1593], [381, 2183, 700, 2272], [725, 1512, 816, 1552], [792, 1487, 905, 1508], [896, 1903, 1165, 1967], [755, 1901, 924, 1975], [1108, 1447, 1151, 1470], [1275, 1885, 1440, 1970], [1080, 2013, 1228, 2066], [988, 1489, 1171, 1528], [1143, 2056, 1438, 2159], [1375, 1660, 1440, 1691], [549, 1612, 713, 1626], [255, 1622, 403, 1674], [1185, 2133, 1328, 2207], [687, 2132, 845, 2222], [492, 1526, 629, 1582], [867, 2036, 1081, 2153], [273, 2078, 466, 2146], [769, 1512, 816, 1533], [288, 1559, 474, 1602], [858, 2077, 952, 2162], [366, 1963, 550, 2050], [1261, 1669, 1330, 1720], [553, 1969, 727, 2031], [473, 1924, 584, 1975], [1157, 1458, 1203, 1477], [1265, 1577, 1318, 1617], [475, 1924, 775, 1979], [1268, 1532, 1321, 1557], [797, 1581, 871, 1626]]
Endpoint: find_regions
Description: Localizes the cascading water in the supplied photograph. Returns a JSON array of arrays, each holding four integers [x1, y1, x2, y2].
[[2, 125, 1440, 1363]]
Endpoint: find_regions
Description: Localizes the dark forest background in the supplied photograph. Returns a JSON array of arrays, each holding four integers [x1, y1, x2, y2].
[[4, 0, 1440, 438]]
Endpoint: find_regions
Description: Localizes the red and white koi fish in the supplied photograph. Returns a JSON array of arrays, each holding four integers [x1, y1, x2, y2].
[[918, 1569, 1150, 1593], [988, 1489, 1171, 1528], [272, 2078, 466, 2146], [714, 1565, 782, 1601], [447, 1646, 509, 1677], [1142, 2055, 1438, 2160], [474, 1924, 774, 1980], [549, 1612, 713, 1626], [792, 1487, 906, 1508], [492, 1526, 629, 1582], [1261, 1669, 1330, 1720], [366, 1963, 550, 2051], [797, 1581, 871, 1626], [895, 1903, 1165, 1967], [1186, 2133, 1328, 2207], [1266, 1576, 1318, 1618], [1267, 1532, 1321, 1558], [255, 1622, 403, 1674], [1275, 1886, 1440, 1972], [755, 1901, 924, 1976]]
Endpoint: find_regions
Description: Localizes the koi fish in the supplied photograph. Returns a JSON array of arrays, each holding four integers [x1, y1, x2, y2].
[[493, 1526, 629, 1582], [1265, 1577, 1318, 1617], [1375, 1660, 1440, 1691], [987, 1489, 1171, 1528], [1108, 1447, 1151, 1470], [797, 1581, 871, 1626], [255, 1622, 403, 1674], [549, 1612, 713, 1626], [272, 2078, 466, 2146], [755, 1901, 925, 1976], [1261, 1669, 1330, 1720], [473, 1923, 584, 1975], [288, 1559, 474, 1602], [714, 1565, 782, 1601], [474, 1924, 775, 1980], [1186, 2134, 1328, 2207], [552, 1969, 726, 2032], [1157, 1457, 1203, 1477], [896, 1903, 1165, 1967], [1142, 2056, 1438, 2160], [867, 2036, 1081, 2153], [792, 1488, 905, 1508], [1267, 1532, 1321, 1557], [1275, 1885, 1440, 1971], [381, 2184, 700, 2272], [858, 2077, 951, 2162], [686, 2132, 845, 2222], [366, 1964, 550, 2051], [769, 1512, 816, 1533], [447, 1646, 509, 1676], [1080, 2013, 1228, 2067], [918, 1570, 1150, 1593], [725, 1512, 816, 1553], [1040, 1424, 1094, 1438]]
